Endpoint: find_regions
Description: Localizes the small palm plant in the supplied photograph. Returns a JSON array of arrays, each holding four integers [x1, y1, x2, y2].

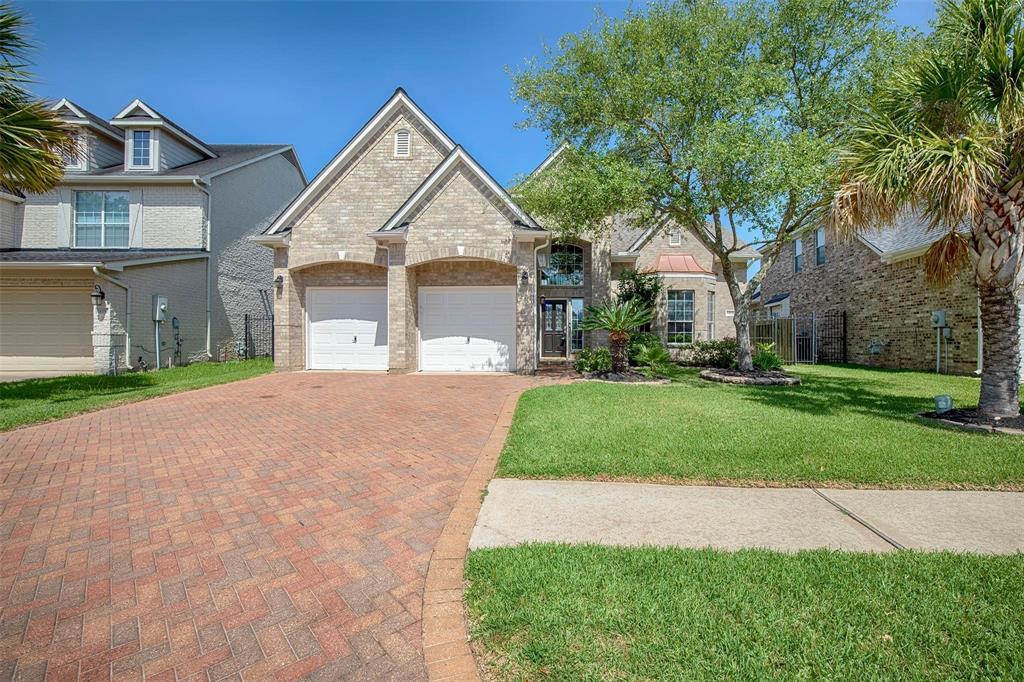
[[0, 4, 74, 194], [580, 299, 654, 373]]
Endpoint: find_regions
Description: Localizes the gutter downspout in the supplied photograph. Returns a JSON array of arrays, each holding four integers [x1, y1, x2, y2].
[[92, 267, 133, 370], [194, 178, 213, 358], [533, 234, 551, 372]]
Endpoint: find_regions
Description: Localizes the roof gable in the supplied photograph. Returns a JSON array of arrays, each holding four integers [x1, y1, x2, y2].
[[266, 88, 457, 234], [110, 98, 216, 158], [50, 98, 122, 142], [380, 146, 539, 231]]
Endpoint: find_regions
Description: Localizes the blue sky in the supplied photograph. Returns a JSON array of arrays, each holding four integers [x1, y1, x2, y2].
[[22, 0, 936, 191]]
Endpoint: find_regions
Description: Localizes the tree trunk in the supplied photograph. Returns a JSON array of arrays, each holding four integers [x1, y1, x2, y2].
[[972, 186, 1024, 419], [977, 283, 1021, 419], [733, 307, 753, 372], [610, 332, 629, 374]]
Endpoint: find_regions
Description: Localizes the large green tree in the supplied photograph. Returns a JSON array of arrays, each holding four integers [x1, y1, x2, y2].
[[831, 0, 1024, 419], [511, 0, 908, 371], [0, 4, 72, 195]]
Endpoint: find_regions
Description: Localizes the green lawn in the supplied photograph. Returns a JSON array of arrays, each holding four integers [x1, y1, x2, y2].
[[0, 359, 273, 431], [499, 364, 1023, 489], [466, 544, 1024, 680]]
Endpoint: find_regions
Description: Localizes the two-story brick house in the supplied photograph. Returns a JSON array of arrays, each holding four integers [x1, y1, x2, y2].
[[754, 213, 1024, 375], [0, 99, 305, 374], [258, 90, 758, 373]]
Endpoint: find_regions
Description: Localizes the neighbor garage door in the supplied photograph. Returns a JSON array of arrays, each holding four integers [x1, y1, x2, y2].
[[306, 287, 388, 370], [419, 286, 516, 372], [0, 288, 93, 371]]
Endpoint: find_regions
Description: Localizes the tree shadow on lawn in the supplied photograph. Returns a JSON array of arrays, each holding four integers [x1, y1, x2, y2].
[[0, 373, 160, 405], [724, 370, 1003, 431]]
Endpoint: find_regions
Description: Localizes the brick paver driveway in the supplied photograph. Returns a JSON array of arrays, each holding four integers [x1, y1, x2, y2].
[[0, 372, 534, 681]]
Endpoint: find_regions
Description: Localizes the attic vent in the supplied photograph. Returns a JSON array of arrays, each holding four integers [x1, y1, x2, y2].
[[394, 129, 410, 157]]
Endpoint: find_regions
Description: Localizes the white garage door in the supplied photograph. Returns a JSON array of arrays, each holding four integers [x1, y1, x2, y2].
[[307, 287, 388, 370], [0, 288, 93, 371], [419, 286, 516, 372]]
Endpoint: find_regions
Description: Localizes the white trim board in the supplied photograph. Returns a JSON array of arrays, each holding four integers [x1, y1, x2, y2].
[[266, 89, 456, 234]]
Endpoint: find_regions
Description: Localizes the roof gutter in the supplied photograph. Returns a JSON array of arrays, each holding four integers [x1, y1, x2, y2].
[[61, 175, 201, 185], [92, 266, 133, 370]]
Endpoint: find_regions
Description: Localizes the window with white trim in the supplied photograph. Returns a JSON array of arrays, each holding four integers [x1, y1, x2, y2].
[[394, 129, 410, 157], [794, 238, 804, 272], [707, 291, 715, 340], [815, 227, 826, 265], [130, 129, 152, 168], [668, 230, 681, 246], [63, 131, 84, 170], [667, 290, 694, 345], [74, 191, 129, 248]]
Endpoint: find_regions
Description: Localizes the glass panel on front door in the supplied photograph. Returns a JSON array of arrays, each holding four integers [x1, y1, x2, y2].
[[542, 300, 567, 357]]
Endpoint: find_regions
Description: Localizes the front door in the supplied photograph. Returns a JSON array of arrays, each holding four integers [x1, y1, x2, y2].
[[541, 299, 567, 357]]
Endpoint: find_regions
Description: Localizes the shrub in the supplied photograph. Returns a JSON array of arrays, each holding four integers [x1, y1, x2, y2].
[[617, 268, 665, 311], [574, 347, 612, 374], [628, 331, 663, 365], [634, 343, 678, 379], [752, 342, 785, 371], [690, 338, 738, 368]]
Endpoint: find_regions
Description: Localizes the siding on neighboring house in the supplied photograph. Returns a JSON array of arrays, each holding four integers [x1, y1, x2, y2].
[[208, 152, 305, 348], [0, 198, 21, 248], [158, 130, 203, 170], [756, 231, 982, 374]]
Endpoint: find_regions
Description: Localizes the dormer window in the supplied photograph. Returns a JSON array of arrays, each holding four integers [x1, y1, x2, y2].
[[394, 129, 410, 157], [130, 129, 153, 169]]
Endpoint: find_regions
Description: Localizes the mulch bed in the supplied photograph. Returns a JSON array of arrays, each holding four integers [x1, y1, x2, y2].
[[918, 409, 1024, 435], [699, 368, 801, 386], [580, 370, 671, 385]]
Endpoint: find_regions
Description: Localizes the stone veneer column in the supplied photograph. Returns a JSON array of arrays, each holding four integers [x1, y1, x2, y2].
[[387, 243, 412, 372], [515, 240, 539, 373], [92, 275, 128, 375], [273, 247, 304, 371]]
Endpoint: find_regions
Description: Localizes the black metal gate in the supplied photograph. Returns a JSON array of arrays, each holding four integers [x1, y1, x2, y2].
[[244, 314, 274, 359], [816, 310, 848, 363]]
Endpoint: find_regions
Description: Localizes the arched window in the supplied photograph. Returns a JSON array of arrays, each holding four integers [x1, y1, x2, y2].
[[394, 129, 410, 157], [542, 243, 584, 286]]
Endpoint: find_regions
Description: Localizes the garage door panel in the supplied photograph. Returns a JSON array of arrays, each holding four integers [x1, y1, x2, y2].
[[418, 286, 516, 372], [307, 288, 388, 370], [0, 289, 93, 371]]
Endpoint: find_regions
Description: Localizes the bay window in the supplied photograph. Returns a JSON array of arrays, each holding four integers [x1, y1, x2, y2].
[[74, 191, 129, 248], [667, 290, 694, 345]]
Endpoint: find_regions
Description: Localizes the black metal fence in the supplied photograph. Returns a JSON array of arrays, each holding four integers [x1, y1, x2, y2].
[[244, 314, 274, 359], [750, 310, 847, 364]]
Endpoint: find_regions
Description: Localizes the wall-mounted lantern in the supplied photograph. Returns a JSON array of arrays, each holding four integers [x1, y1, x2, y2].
[[274, 275, 284, 292], [520, 269, 529, 285], [90, 284, 105, 306]]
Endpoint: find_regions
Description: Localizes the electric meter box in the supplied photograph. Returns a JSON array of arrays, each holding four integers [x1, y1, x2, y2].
[[931, 309, 946, 328], [152, 295, 168, 322]]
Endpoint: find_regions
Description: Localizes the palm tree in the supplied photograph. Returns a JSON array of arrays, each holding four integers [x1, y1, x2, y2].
[[0, 4, 73, 194], [580, 299, 654, 373], [830, 0, 1023, 419]]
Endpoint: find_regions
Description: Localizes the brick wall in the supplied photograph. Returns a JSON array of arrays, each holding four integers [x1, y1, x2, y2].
[[757, 232, 981, 374]]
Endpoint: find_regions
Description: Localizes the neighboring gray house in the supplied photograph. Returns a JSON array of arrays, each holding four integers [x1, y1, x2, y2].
[[257, 90, 759, 374], [0, 99, 306, 374]]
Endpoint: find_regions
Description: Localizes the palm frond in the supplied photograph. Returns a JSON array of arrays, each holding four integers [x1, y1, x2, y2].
[[924, 229, 972, 285], [0, 98, 73, 194]]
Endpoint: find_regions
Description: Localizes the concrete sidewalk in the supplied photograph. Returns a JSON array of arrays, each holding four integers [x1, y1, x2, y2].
[[470, 479, 1024, 554]]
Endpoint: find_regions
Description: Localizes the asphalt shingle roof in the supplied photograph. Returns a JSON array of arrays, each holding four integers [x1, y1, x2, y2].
[[0, 248, 206, 264], [78, 145, 290, 178], [858, 212, 946, 256]]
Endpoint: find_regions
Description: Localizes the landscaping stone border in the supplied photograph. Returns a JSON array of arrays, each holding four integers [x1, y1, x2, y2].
[[916, 412, 1024, 436], [699, 369, 801, 386], [421, 387, 526, 681]]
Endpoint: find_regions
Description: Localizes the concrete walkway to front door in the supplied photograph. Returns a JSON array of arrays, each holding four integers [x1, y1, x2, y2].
[[471, 479, 1024, 554]]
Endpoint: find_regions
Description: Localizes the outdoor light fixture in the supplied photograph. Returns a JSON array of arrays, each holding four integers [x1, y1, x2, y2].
[[274, 275, 284, 292], [520, 269, 529, 285], [90, 284, 105, 306]]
